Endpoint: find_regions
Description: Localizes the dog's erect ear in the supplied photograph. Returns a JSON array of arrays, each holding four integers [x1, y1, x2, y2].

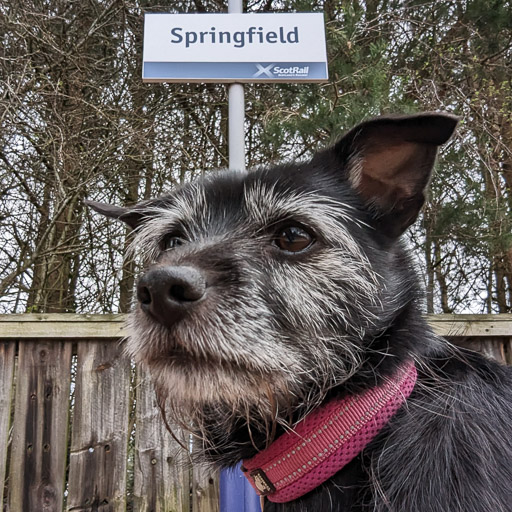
[[324, 112, 458, 238], [84, 199, 144, 229]]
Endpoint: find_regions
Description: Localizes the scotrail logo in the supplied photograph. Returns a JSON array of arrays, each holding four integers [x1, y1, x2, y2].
[[253, 64, 310, 79], [254, 63, 275, 78]]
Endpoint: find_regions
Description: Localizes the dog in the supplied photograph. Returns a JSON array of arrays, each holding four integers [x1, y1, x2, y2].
[[87, 113, 512, 511]]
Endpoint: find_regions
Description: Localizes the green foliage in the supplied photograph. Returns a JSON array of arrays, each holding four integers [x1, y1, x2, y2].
[[249, 0, 512, 313]]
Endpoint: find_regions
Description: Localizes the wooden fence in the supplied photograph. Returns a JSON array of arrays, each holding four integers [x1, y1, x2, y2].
[[0, 314, 511, 512]]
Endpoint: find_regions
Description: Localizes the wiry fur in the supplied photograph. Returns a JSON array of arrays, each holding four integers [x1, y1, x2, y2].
[[89, 113, 512, 511]]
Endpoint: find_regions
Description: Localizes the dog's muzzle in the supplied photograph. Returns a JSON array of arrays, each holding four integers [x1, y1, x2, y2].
[[136, 266, 206, 328]]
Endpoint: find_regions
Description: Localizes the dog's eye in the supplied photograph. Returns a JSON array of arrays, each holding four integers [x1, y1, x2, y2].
[[274, 226, 314, 253], [162, 235, 186, 250]]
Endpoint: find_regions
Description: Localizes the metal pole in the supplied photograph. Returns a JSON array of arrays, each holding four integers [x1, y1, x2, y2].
[[228, 84, 245, 172], [220, 463, 261, 512], [228, 0, 245, 172], [221, 9, 260, 511]]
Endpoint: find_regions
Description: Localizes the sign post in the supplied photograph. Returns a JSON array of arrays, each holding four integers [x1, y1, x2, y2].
[[228, 0, 245, 172], [142, 6, 327, 510], [143, 10, 327, 171]]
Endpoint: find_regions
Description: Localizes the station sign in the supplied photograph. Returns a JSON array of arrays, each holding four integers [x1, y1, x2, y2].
[[142, 13, 328, 83]]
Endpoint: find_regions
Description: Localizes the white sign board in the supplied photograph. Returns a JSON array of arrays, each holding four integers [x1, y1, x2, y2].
[[143, 13, 328, 83]]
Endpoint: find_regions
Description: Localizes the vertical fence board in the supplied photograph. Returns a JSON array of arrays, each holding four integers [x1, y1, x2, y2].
[[8, 340, 72, 512], [67, 340, 130, 512], [133, 366, 190, 512], [191, 454, 219, 512], [0, 341, 16, 508], [456, 337, 507, 364]]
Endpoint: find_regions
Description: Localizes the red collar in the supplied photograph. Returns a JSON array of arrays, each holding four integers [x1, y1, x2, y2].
[[242, 361, 417, 503]]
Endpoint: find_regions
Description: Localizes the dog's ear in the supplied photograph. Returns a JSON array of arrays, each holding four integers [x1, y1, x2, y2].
[[84, 199, 144, 229], [325, 112, 458, 238]]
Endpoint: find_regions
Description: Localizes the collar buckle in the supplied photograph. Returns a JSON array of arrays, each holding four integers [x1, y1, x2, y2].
[[243, 467, 276, 496]]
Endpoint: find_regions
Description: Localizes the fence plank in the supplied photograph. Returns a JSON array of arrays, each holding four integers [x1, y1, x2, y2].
[[67, 341, 130, 512], [8, 340, 72, 512], [0, 314, 124, 339], [429, 314, 512, 337], [133, 366, 191, 512], [506, 337, 512, 365], [2, 313, 512, 339], [0, 341, 15, 508], [455, 337, 507, 364], [191, 450, 220, 512]]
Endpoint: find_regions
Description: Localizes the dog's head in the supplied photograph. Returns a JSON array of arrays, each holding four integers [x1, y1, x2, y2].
[[87, 113, 457, 462]]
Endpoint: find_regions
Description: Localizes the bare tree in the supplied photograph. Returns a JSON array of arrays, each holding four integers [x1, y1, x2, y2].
[[1, 0, 510, 315]]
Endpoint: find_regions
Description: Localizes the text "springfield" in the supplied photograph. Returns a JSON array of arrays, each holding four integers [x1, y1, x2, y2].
[[170, 26, 300, 48]]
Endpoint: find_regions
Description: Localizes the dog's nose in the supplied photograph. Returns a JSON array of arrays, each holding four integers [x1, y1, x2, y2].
[[136, 266, 206, 328]]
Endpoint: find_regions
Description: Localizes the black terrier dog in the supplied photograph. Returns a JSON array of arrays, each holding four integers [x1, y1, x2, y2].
[[87, 113, 512, 511]]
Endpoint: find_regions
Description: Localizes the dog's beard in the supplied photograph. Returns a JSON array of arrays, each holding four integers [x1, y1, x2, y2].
[[126, 308, 302, 461], [124, 294, 370, 463]]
